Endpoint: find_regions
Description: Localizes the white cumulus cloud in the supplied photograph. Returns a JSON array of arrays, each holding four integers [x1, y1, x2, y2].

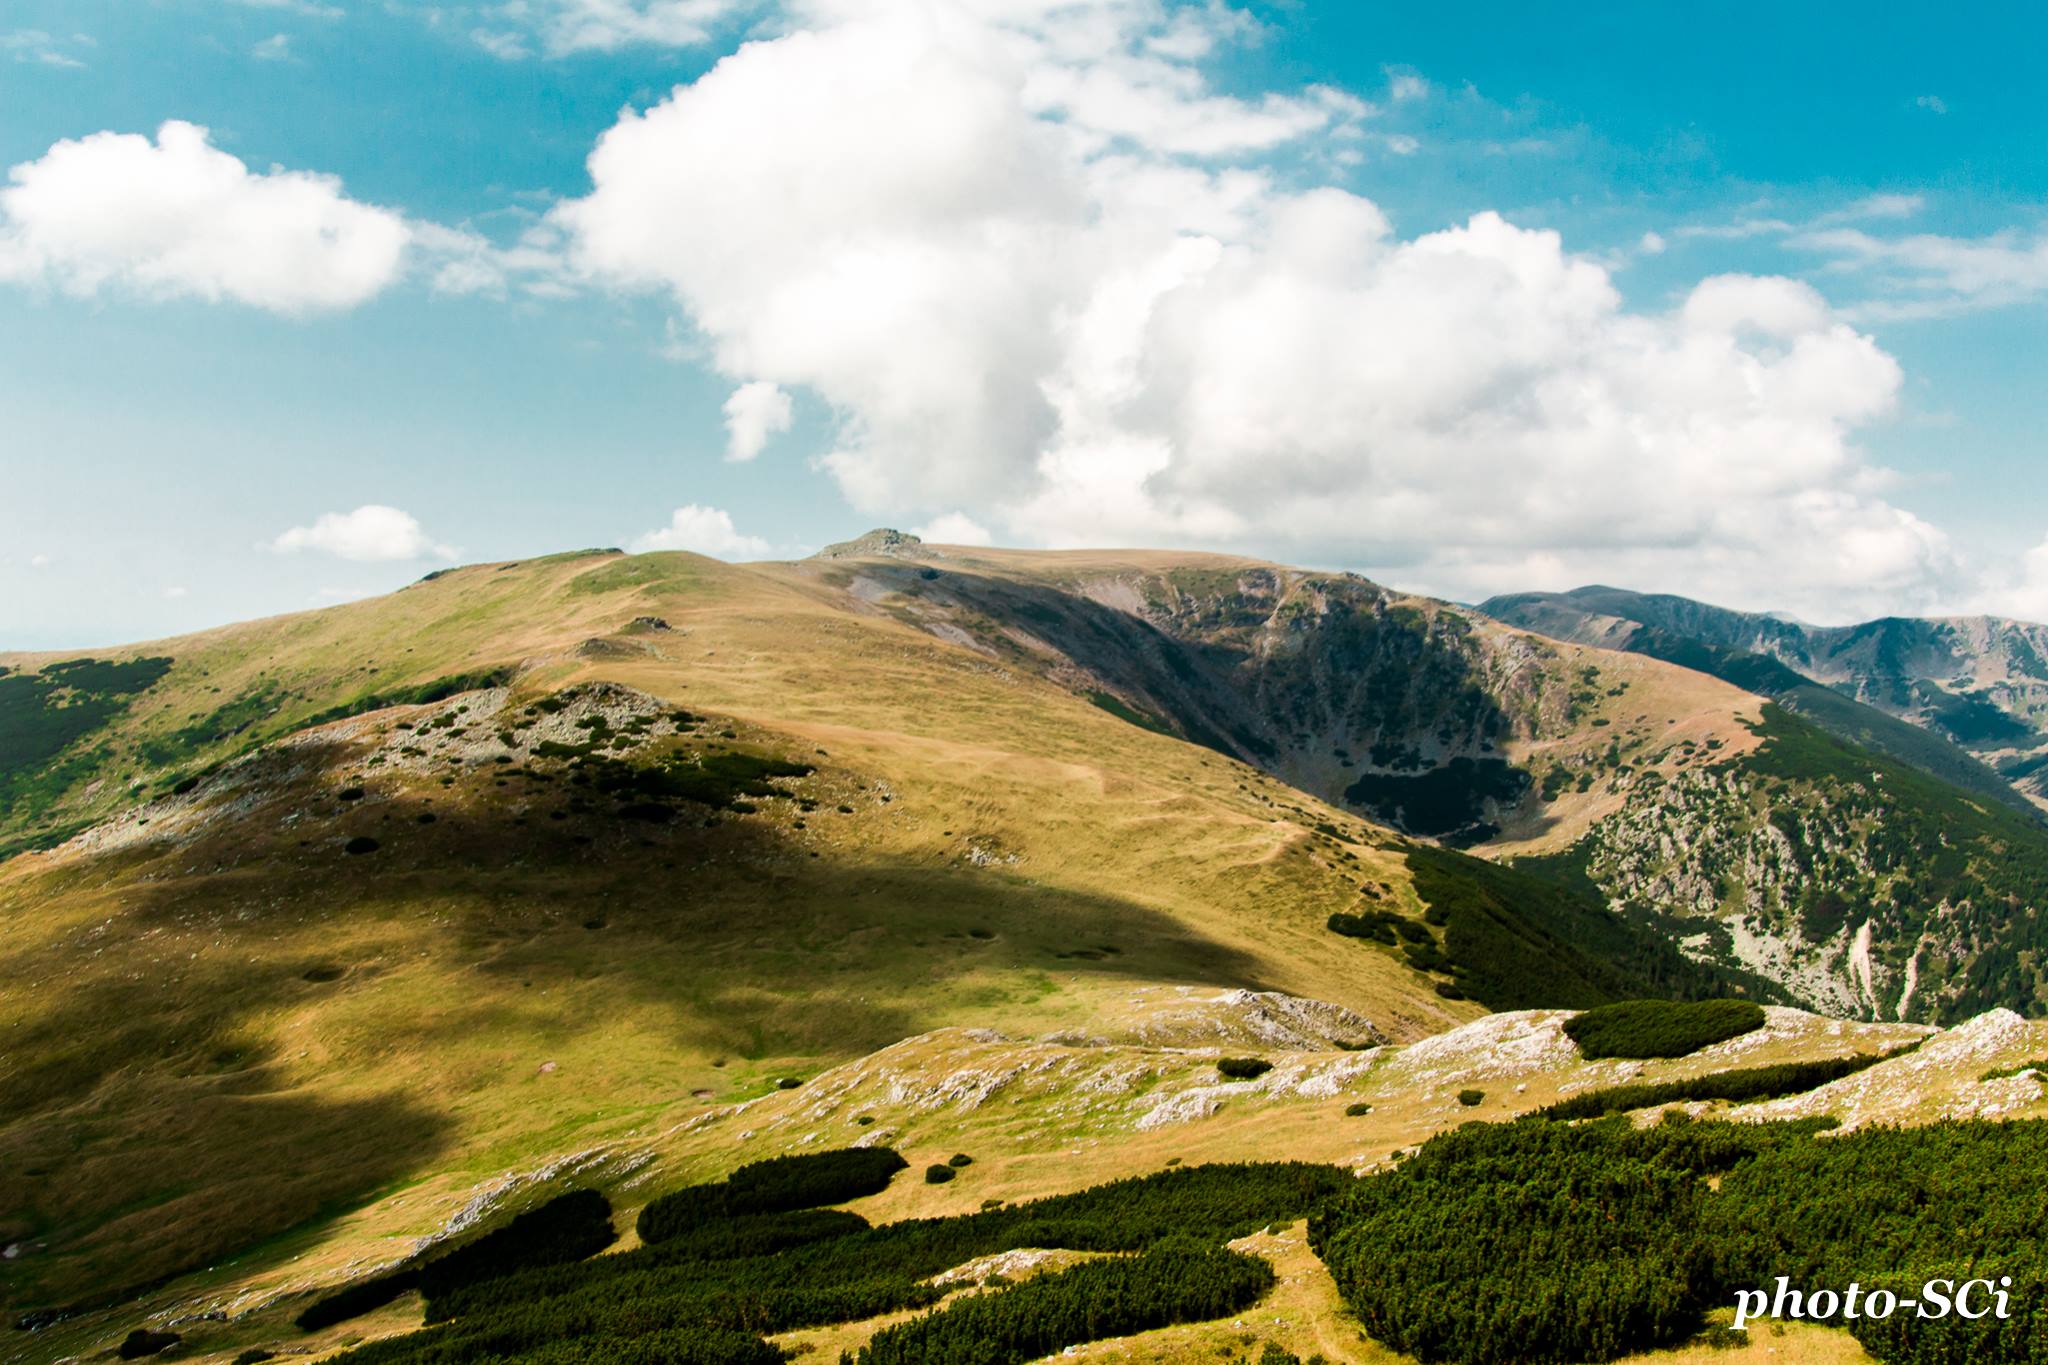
[[1983, 534, 2048, 626], [552, 0, 1952, 620], [3, 29, 89, 68], [629, 504, 772, 558], [469, 0, 746, 56], [1797, 223, 2048, 317], [0, 120, 410, 313], [913, 512, 994, 546], [270, 505, 456, 562], [722, 380, 794, 461]]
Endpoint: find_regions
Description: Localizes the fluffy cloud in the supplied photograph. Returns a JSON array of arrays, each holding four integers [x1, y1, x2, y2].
[[473, 0, 746, 57], [554, 0, 1950, 619], [630, 504, 773, 558], [270, 505, 455, 562], [1983, 535, 2048, 626], [913, 512, 994, 546], [231, 0, 343, 16], [1798, 224, 2048, 317], [4, 29, 89, 68], [722, 380, 794, 461], [0, 121, 408, 313]]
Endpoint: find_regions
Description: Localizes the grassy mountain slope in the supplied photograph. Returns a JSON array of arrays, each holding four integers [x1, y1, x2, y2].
[[814, 545, 2048, 1021], [1482, 585, 2048, 811], [9, 540, 2048, 1363], [803, 542, 1767, 850], [1, 544, 1744, 1324]]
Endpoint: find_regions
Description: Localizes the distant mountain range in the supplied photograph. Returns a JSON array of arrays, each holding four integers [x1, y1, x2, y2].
[[1481, 585, 2048, 814]]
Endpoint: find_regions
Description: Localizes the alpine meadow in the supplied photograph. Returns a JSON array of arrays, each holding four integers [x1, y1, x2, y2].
[[8, 4, 2048, 1365]]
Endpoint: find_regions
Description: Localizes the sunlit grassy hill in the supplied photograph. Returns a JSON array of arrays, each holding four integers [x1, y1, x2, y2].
[[1, 542, 1519, 1317], [6, 536, 2047, 1363]]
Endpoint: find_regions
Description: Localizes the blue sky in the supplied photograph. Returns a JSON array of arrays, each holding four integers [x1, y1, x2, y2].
[[4, 0, 2047, 647]]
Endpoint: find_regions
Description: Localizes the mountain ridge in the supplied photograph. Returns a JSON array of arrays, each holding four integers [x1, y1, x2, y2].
[[1481, 583, 2048, 813]]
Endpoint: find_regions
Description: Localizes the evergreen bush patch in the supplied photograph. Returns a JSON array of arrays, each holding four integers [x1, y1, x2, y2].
[[1563, 999, 1766, 1060], [1531, 1049, 1908, 1121], [349, 1163, 1346, 1365], [637, 1149, 909, 1244], [1312, 1115, 2048, 1365], [854, 1243, 1274, 1365], [116, 1328, 181, 1359]]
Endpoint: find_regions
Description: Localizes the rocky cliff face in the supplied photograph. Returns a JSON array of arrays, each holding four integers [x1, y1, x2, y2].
[[1540, 712, 2048, 1023]]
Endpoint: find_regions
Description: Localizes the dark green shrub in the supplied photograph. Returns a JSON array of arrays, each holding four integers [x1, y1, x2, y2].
[[1312, 1116, 2048, 1365], [1217, 1057, 1273, 1080], [925, 1164, 957, 1184], [1702, 1119, 2048, 1364], [1403, 846, 1740, 1011], [1456, 1089, 1484, 1107], [1401, 940, 1446, 971], [292, 669, 518, 732], [296, 1269, 420, 1330], [1344, 1102, 1372, 1117], [343, 836, 380, 855], [403, 1163, 1346, 1365], [1981, 1057, 2048, 1081], [638, 1148, 908, 1244], [117, 1329, 180, 1359], [853, 1243, 1274, 1365], [947, 1153, 974, 1168], [1310, 1120, 1729, 1364], [1531, 1049, 1907, 1121], [1563, 1000, 1765, 1060], [723, 1146, 905, 1212], [776, 1077, 802, 1090], [635, 1184, 734, 1245], [350, 1162, 1347, 1365], [506, 1326, 785, 1364], [1327, 910, 1398, 944], [419, 1190, 615, 1301], [232, 1352, 276, 1364], [338, 786, 365, 801]]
